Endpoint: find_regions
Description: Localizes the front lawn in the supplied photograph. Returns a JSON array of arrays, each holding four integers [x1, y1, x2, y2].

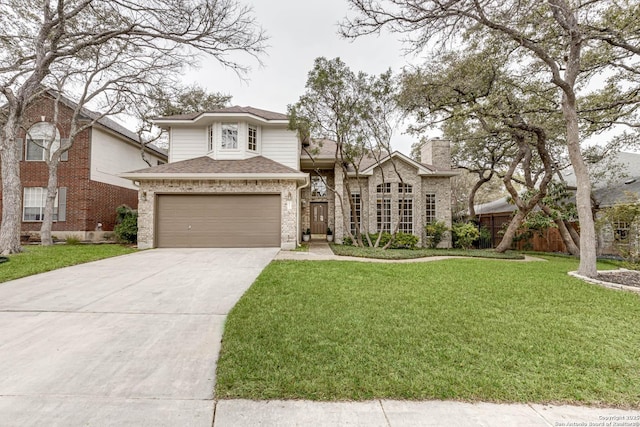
[[330, 244, 524, 260], [216, 257, 640, 407], [0, 244, 136, 283]]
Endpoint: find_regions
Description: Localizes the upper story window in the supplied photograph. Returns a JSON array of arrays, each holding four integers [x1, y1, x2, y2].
[[248, 124, 258, 151], [208, 125, 214, 152], [26, 122, 60, 161], [221, 123, 238, 150], [311, 176, 327, 198]]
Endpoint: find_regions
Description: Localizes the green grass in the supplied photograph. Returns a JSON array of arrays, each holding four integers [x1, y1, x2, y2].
[[216, 257, 640, 407], [330, 243, 524, 260], [0, 244, 136, 283]]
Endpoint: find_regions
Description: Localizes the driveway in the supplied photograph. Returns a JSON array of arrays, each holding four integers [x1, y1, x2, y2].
[[0, 247, 278, 426]]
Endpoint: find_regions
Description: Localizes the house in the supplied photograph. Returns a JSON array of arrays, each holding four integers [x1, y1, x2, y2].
[[0, 92, 167, 241], [122, 106, 456, 249], [474, 151, 640, 254]]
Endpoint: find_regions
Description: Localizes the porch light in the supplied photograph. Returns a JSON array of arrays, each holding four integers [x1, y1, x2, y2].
[[286, 191, 292, 210]]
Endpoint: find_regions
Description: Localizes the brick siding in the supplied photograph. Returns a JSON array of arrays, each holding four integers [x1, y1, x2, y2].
[[0, 95, 139, 236]]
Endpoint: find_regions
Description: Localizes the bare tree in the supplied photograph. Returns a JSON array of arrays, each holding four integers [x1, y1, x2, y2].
[[0, 0, 266, 254]]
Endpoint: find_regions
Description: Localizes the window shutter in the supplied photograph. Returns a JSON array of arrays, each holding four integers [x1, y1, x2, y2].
[[16, 138, 23, 161], [60, 138, 69, 161], [57, 187, 67, 222]]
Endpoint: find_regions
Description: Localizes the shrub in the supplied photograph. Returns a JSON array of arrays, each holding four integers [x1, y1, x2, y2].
[[452, 222, 480, 250], [390, 232, 418, 249], [114, 205, 138, 244], [65, 235, 81, 245], [424, 221, 448, 249]]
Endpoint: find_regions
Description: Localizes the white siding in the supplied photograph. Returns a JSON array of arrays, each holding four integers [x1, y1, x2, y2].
[[261, 125, 299, 170], [90, 128, 165, 190], [170, 126, 208, 163], [167, 120, 300, 171]]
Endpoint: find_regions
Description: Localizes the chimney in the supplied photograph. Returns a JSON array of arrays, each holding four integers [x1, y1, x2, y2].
[[421, 138, 451, 169]]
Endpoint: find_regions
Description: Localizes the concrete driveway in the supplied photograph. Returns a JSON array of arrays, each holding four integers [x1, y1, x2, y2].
[[0, 247, 278, 426]]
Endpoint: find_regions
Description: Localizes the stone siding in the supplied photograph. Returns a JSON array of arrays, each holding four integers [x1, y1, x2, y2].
[[331, 158, 453, 248], [137, 179, 299, 250]]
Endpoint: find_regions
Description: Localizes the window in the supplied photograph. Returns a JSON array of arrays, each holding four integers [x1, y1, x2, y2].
[[248, 125, 258, 151], [398, 183, 413, 193], [208, 125, 214, 152], [425, 193, 436, 224], [311, 176, 327, 198], [221, 123, 238, 149], [23, 187, 66, 222], [614, 220, 630, 242], [350, 192, 361, 235], [377, 182, 391, 194], [26, 122, 60, 161], [377, 197, 391, 233], [399, 199, 413, 234]]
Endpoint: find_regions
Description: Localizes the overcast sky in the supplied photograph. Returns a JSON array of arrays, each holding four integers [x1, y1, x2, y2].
[[182, 0, 424, 155]]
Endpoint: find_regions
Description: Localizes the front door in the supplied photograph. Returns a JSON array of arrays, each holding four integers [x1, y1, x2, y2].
[[311, 202, 328, 235]]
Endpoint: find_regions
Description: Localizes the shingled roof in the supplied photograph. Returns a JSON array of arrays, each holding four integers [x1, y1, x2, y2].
[[126, 155, 302, 175], [156, 106, 288, 122]]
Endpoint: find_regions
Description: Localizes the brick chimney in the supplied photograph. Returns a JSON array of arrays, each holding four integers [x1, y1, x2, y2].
[[420, 138, 451, 169]]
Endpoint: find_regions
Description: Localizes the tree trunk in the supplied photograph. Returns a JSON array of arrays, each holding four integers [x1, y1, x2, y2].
[[538, 203, 580, 256], [566, 220, 580, 248], [495, 210, 525, 252], [468, 176, 490, 218], [0, 120, 24, 255], [40, 162, 60, 246], [563, 99, 597, 277], [555, 218, 580, 256]]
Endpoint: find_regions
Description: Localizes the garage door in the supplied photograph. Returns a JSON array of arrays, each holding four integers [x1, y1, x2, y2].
[[156, 194, 281, 248]]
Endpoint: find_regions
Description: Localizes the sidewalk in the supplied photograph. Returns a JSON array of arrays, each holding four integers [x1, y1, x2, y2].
[[213, 399, 639, 426]]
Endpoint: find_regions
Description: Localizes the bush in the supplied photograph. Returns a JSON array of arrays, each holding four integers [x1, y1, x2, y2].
[[114, 205, 138, 244], [391, 232, 418, 249], [65, 235, 81, 245], [343, 232, 418, 249], [451, 222, 480, 250], [424, 221, 448, 248]]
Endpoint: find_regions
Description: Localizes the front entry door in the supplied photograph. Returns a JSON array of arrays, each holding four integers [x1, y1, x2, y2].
[[311, 202, 328, 234]]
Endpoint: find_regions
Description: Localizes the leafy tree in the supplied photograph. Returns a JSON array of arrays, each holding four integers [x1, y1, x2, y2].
[[342, 0, 640, 277], [398, 47, 560, 252], [289, 57, 401, 248], [0, 0, 266, 254]]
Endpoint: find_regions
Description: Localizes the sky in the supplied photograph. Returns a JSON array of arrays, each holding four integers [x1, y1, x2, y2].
[[181, 0, 424, 155]]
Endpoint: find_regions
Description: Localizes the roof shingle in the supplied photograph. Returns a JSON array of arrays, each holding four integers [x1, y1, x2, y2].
[[127, 155, 301, 175], [157, 106, 288, 121]]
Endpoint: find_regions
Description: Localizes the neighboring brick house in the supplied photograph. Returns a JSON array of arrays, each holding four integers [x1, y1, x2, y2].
[[0, 92, 167, 241], [122, 106, 456, 249]]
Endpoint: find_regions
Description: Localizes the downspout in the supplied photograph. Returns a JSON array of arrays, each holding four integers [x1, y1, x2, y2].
[[296, 174, 310, 246]]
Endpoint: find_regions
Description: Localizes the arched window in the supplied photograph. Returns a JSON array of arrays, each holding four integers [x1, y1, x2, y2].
[[25, 122, 60, 161]]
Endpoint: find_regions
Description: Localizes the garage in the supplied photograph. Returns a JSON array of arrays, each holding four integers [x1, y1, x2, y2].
[[155, 194, 281, 248]]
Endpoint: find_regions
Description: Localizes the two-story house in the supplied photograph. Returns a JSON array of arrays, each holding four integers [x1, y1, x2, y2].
[[0, 92, 167, 241], [122, 106, 456, 249]]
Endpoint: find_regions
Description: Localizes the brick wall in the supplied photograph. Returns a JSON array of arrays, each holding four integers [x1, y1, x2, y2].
[[0, 94, 140, 236]]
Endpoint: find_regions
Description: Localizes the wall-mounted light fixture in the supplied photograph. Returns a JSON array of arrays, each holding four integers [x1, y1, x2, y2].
[[142, 191, 148, 201], [286, 191, 292, 210]]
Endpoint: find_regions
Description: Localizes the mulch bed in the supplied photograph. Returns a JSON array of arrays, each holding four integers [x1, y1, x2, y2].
[[597, 270, 640, 288]]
